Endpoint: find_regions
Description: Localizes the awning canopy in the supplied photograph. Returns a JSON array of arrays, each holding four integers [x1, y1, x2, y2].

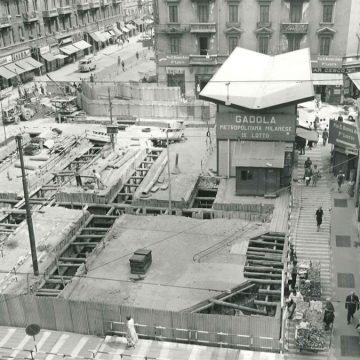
[[348, 72, 360, 91], [126, 24, 136, 30], [200, 47, 314, 110], [113, 27, 123, 36], [60, 44, 79, 55], [54, 54, 68, 60], [232, 141, 285, 168], [59, 37, 73, 46], [4, 62, 26, 75], [0, 66, 16, 79], [101, 31, 111, 41], [41, 52, 56, 62], [15, 58, 35, 71], [312, 73, 343, 86], [89, 32, 102, 42], [133, 19, 144, 26], [24, 57, 44, 69], [107, 30, 115, 37], [296, 126, 319, 142], [121, 27, 129, 33], [73, 40, 91, 50], [144, 19, 154, 24]]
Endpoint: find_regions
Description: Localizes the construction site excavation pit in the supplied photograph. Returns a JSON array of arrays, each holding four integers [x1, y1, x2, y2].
[[0, 207, 89, 295], [61, 214, 268, 311]]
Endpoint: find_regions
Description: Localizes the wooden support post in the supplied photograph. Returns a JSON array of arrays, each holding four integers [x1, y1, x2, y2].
[[244, 271, 282, 279], [210, 299, 267, 315], [254, 300, 278, 307]]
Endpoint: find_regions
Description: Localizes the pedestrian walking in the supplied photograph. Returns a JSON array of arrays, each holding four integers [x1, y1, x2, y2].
[[338, 115, 343, 122], [304, 165, 312, 186], [75, 164, 82, 187], [287, 289, 304, 319], [290, 261, 298, 290], [307, 140, 313, 150], [299, 138, 306, 155], [118, 55, 121, 66], [323, 298, 335, 330], [136, 51, 139, 61], [322, 127, 329, 146], [121, 60, 125, 71], [304, 157, 312, 169], [312, 164, 321, 186], [337, 170, 345, 192], [92, 169, 105, 189], [40, 83, 45, 95], [126, 316, 138, 348], [315, 206, 323, 232], [345, 291, 359, 324]]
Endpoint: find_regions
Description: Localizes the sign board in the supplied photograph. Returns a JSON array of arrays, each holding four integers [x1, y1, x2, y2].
[[40, 45, 50, 55], [216, 112, 296, 141], [158, 55, 189, 67], [12, 49, 31, 62], [317, 55, 342, 69], [166, 67, 185, 75], [281, 23, 308, 34], [107, 125, 119, 134], [0, 55, 12, 67], [329, 119, 359, 149]]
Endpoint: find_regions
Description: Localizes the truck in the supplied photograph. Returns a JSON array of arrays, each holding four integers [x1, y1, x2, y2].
[[1, 104, 21, 125], [50, 96, 86, 123]]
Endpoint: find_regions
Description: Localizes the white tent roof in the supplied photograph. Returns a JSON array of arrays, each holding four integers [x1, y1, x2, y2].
[[348, 72, 360, 91], [200, 47, 314, 110]]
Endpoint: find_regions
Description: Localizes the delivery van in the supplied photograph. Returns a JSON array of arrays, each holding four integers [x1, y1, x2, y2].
[[78, 57, 96, 72]]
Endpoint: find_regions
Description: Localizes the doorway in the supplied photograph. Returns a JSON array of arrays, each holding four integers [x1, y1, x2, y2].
[[199, 37, 208, 55]]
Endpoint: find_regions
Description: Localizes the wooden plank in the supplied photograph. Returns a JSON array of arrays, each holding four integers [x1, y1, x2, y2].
[[247, 259, 283, 266], [247, 247, 283, 254], [244, 272, 282, 279], [261, 235, 285, 241], [254, 300, 278, 307], [248, 279, 281, 285], [71, 242, 98, 246], [210, 300, 267, 315], [249, 239, 283, 247], [76, 234, 104, 239], [244, 266, 282, 273], [258, 289, 281, 296], [59, 257, 86, 262]]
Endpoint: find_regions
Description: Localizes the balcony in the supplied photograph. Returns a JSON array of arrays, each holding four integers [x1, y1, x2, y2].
[[58, 6, 73, 15], [189, 54, 218, 65], [112, 0, 122, 4], [156, 24, 187, 34], [257, 21, 271, 28], [77, 2, 90, 11], [281, 22, 308, 34], [190, 23, 216, 33], [90, 0, 101, 8], [101, 0, 110, 5], [0, 16, 11, 28], [42, 9, 59, 17], [23, 12, 38, 23]]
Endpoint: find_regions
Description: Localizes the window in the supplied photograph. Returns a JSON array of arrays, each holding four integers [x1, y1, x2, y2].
[[15, 0, 20, 14], [33, 0, 38, 10], [6, 1, 10, 15], [44, 0, 48, 10], [18, 25, 24, 39], [241, 170, 253, 181], [169, 37, 179, 54], [319, 36, 331, 55], [287, 34, 301, 51], [228, 36, 238, 53], [25, 0, 29, 12], [199, 36, 208, 55], [323, 4, 334, 23], [290, 1, 302, 23], [228, 4, 238, 23], [258, 35, 268, 54], [198, 4, 209, 23], [169, 5, 178, 23], [259, 4, 269, 23]]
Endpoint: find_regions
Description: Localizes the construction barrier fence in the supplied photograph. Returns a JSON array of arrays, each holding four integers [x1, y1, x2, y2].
[[0, 294, 281, 352]]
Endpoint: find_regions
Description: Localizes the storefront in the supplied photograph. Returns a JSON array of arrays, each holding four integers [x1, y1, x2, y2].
[[35, 45, 67, 73], [328, 119, 358, 179], [0, 49, 43, 88], [166, 68, 185, 95], [88, 31, 110, 51], [132, 19, 144, 33], [311, 55, 344, 104], [200, 47, 314, 196], [125, 23, 137, 37]]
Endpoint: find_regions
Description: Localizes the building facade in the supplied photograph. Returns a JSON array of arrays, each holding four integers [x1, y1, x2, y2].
[[154, 0, 358, 97], [0, 0, 152, 88]]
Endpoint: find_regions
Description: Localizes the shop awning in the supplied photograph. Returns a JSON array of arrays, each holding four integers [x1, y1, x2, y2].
[[107, 30, 115, 37], [15, 58, 36, 71], [54, 54, 68, 60], [144, 19, 154, 24], [348, 72, 360, 91], [24, 57, 44, 69], [41, 52, 56, 62], [200, 47, 314, 110], [126, 24, 136, 30], [296, 126, 319, 142], [113, 27, 123, 36], [133, 19, 144, 26], [60, 45, 79, 55], [121, 27, 130, 33], [89, 32, 102, 42], [73, 40, 91, 50], [4, 62, 26, 75], [101, 31, 111, 41], [232, 141, 285, 168], [59, 37, 73, 46], [0, 66, 16, 79], [312, 73, 343, 86]]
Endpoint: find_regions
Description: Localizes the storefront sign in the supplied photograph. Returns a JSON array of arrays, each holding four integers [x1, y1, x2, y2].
[[317, 55, 342, 69], [0, 55, 12, 66], [328, 119, 359, 148], [40, 46, 50, 55], [281, 23, 308, 34], [11, 49, 31, 62], [216, 112, 296, 141], [158, 55, 189, 67], [166, 67, 185, 75]]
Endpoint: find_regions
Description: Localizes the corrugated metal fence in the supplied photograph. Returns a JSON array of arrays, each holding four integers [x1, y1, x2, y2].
[[0, 294, 281, 352]]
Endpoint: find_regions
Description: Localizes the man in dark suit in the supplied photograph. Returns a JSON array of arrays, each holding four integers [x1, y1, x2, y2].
[[345, 291, 360, 324]]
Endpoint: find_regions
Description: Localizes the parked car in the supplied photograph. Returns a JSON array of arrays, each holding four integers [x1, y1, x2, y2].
[[78, 57, 96, 72]]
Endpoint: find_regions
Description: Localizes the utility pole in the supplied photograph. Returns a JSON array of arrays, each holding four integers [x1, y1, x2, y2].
[[16, 135, 39, 276], [108, 88, 115, 151], [166, 128, 172, 215]]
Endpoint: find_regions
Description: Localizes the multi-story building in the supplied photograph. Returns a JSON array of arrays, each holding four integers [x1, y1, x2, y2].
[[0, 0, 152, 89], [154, 0, 359, 98]]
